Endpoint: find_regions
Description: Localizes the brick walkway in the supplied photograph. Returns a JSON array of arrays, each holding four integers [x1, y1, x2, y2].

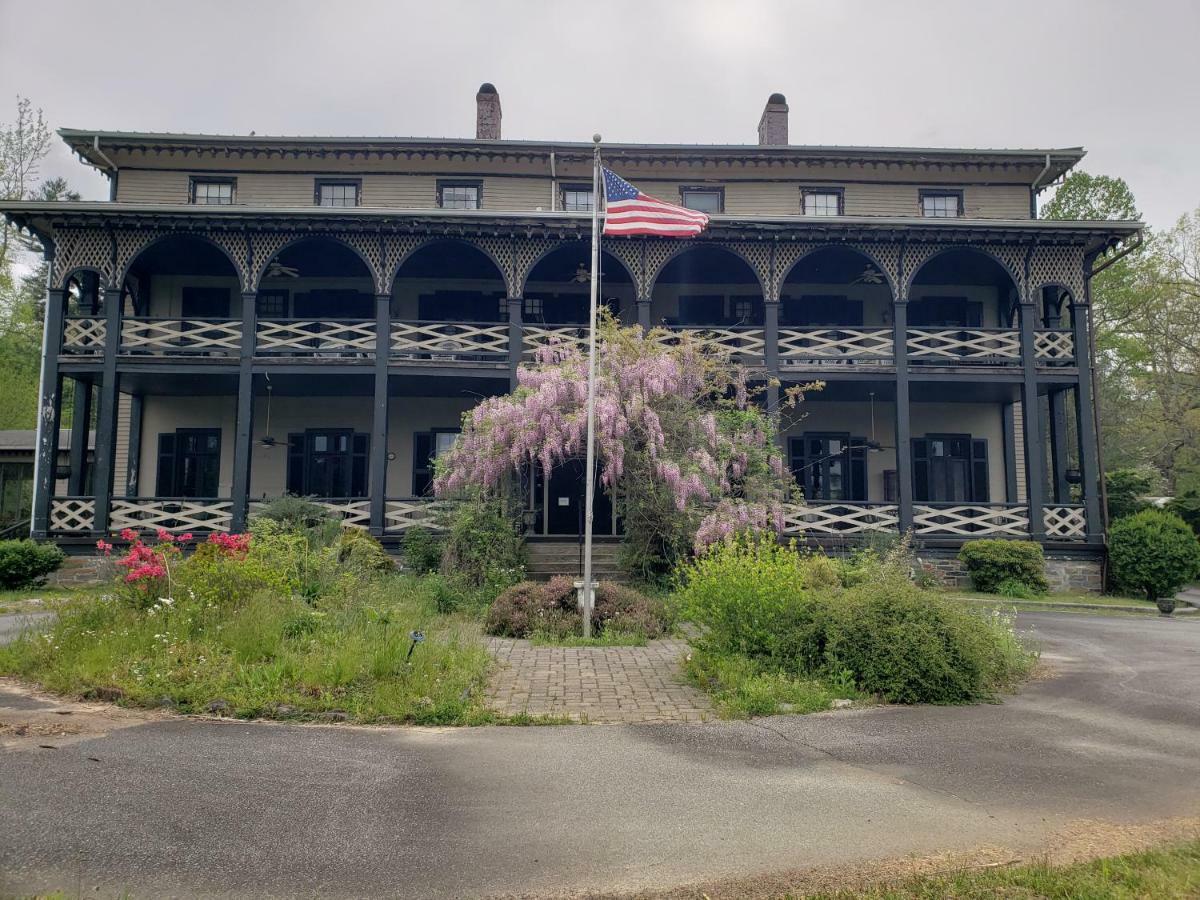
[[485, 637, 713, 723]]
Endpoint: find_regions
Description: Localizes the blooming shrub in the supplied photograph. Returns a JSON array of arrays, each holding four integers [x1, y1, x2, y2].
[[434, 316, 805, 578], [102, 528, 189, 609], [438, 498, 525, 590]]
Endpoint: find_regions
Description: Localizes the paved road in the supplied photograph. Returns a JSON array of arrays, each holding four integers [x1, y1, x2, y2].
[[2, 612, 1199, 898]]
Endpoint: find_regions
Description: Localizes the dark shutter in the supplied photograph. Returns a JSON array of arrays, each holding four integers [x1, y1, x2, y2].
[[351, 433, 370, 497], [971, 439, 990, 502], [286, 434, 304, 495], [156, 433, 177, 496], [912, 438, 930, 502], [849, 437, 867, 502]]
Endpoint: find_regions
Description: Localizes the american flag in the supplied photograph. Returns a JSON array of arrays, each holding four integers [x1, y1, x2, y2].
[[601, 167, 710, 237]]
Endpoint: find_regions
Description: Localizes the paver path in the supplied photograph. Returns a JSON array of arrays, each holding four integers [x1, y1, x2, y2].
[[485, 636, 713, 722]]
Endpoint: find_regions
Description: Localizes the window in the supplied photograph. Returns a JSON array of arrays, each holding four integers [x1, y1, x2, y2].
[[920, 190, 963, 218], [523, 296, 544, 319], [156, 429, 221, 498], [315, 180, 360, 208], [802, 188, 843, 217], [286, 430, 369, 498], [561, 185, 594, 211], [413, 430, 460, 497], [256, 290, 288, 319], [180, 287, 231, 318], [912, 435, 988, 503], [438, 181, 482, 209], [190, 178, 235, 205], [789, 434, 867, 503], [781, 295, 862, 327], [730, 295, 764, 325], [680, 187, 724, 213], [0, 461, 34, 529]]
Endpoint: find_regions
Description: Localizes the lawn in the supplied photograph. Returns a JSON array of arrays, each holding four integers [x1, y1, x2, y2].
[[802, 838, 1200, 898], [0, 586, 79, 614]]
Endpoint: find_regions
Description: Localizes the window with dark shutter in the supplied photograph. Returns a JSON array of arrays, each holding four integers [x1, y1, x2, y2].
[[790, 434, 867, 502], [156, 429, 220, 498], [912, 438, 930, 502], [286, 434, 305, 495]]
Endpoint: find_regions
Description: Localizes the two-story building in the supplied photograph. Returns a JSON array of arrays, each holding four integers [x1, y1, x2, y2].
[[0, 86, 1140, 588]]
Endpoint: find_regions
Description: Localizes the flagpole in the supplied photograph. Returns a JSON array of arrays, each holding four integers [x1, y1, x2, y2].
[[582, 134, 602, 638]]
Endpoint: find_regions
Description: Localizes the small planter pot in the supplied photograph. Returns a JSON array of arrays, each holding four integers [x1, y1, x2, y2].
[[1156, 596, 1176, 616]]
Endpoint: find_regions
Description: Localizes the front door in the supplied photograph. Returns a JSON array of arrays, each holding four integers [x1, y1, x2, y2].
[[545, 459, 613, 536]]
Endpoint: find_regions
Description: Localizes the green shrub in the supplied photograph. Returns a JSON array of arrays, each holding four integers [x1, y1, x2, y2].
[[1166, 492, 1200, 538], [0, 539, 66, 589], [402, 526, 442, 574], [439, 499, 525, 589], [328, 528, 394, 576], [1106, 467, 1157, 521], [822, 570, 1035, 704], [486, 576, 665, 640], [1109, 510, 1200, 602], [996, 578, 1040, 600], [958, 540, 1048, 595], [251, 496, 334, 531]]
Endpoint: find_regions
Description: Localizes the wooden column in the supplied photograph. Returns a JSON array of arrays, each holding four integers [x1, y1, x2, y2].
[[1072, 296, 1104, 541], [1018, 300, 1046, 541], [90, 283, 123, 535], [67, 378, 92, 495], [764, 299, 780, 413], [507, 297, 522, 390], [892, 296, 913, 533], [369, 293, 391, 535], [230, 291, 257, 532], [636, 298, 651, 331], [31, 286, 66, 538]]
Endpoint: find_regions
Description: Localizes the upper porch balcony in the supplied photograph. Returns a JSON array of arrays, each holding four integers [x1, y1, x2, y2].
[[56, 236, 1080, 374]]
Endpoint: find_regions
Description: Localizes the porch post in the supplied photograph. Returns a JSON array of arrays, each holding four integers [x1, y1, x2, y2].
[[507, 296, 522, 390], [1018, 300, 1046, 541], [90, 283, 123, 535], [764, 299, 780, 412], [230, 291, 257, 532], [892, 295, 913, 533], [1072, 296, 1103, 541], [67, 378, 92, 496], [636, 298, 651, 331], [31, 285, 66, 538], [369, 293, 391, 535]]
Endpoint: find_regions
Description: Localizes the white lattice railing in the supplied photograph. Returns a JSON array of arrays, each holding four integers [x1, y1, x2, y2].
[[907, 329, 1020, 362], [782, 502, 899, 535], [384, 498, 455, 532], [62, 317, 106, 354], [522, 325, 587, 356], [391, 321, 508, 359], [778, 328, 894, 363], [109, 498, 233, 532], [656, 326, 766, 361], [1044, 505, 1087, 539], [312, 499, 372, 529], [121, 318, 241, 354], [913, 503, 1030, 537], [49, 497, 95, 533], [256, 319, 376, 355], [1034, 329, 1076, 362]]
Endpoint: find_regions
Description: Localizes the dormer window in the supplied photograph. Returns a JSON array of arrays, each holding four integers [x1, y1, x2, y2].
[[316, 180, 360, 208], [561, 185, 594, 212], [802, 188, 843, 217], [190, 177, 235, 205], [438, 181, 482, 209], [680, 187, 724, 214], [920, 190, 963, 218]]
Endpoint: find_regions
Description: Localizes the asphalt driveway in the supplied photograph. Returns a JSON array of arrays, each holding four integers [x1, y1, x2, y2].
[[2, 611, 1198, 898]]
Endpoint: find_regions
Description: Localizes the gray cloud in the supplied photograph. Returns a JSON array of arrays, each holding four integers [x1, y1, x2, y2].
[[2, 0, 1196, 228]]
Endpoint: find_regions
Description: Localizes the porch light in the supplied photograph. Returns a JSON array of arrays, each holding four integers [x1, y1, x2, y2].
[[1065, 468, 1083, 485]]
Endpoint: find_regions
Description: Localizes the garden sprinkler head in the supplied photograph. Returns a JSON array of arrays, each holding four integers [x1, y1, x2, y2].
[[406, 630, 425, 661]]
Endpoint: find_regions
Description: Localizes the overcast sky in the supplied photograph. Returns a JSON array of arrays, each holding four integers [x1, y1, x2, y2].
[[1, 0, 1196, 229]]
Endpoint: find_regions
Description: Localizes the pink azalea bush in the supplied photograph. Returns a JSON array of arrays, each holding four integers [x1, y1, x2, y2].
[[98, 528, 254, 609], [435, 317, 804, 577]]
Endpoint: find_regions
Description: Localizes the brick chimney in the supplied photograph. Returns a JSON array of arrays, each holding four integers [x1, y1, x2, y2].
[[476, 83, 502, 140], [757, 93, 789, 146]]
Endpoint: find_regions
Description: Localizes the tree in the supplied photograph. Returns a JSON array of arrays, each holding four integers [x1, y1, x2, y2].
[[1108, 510, 1200, 607], [435, 317, 804, 579], [0, 97, 52, 272]]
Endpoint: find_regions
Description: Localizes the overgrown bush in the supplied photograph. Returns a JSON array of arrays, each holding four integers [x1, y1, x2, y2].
[[439, 499, 525, 591], [250, 496, 340, 548], [0, 539, 65, 589], [402, 526, 442, 574], [329, 528, 394, 576], [1109, 510, 1200, 603], [957, 540, 1048, 595], [486, 576, 666, 640]]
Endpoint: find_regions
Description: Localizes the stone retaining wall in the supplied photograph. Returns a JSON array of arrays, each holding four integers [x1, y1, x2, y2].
[[46, 556, 107, 588], [916, 552, 1104, 593]]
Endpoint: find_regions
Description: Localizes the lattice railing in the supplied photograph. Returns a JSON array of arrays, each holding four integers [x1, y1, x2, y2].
[[522, 325, 588, 356], [907, 329, 1020, 362], [913, 504, 1030, 536], [654, 326, 766, 362], [109, 498, 233, 532], [121, 318, 241, 355], [384, 498, 455, 532], [255, 319, 376, 356], [62, 317, 106, 354], [49, 497, 95, 533], [781, 503, 899, 535], [390, 321, 508, 360], [778, 328, 893, 364], [309, 499, 372, 529], [1043, 505, 1087, 539], [1034, 329, 1076, 362]]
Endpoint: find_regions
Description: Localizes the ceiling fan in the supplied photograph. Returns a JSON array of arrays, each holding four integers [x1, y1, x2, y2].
[[258, 377, 281, 449], [852, 265, 884, 285], [264, 260, 300, 279], [570, 262, 605, 283]]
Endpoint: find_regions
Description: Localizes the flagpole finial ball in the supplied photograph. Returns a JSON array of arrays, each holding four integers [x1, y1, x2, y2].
[[592, 133, 602, 145]]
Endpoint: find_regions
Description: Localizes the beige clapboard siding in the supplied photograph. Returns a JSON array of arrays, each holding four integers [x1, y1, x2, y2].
[[483, 177, 550, 211], [114, 393, 132, 494], [118, 169, 191, 203], [362, 174, 437, 207], [965, 184, 1029, 219], [1013, 400, 1027, 502]]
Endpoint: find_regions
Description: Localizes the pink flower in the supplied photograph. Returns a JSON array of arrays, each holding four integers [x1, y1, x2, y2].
[[179, 532, 194, 543], [119, 528, 137, 542], [156, 528, 175, 543]]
